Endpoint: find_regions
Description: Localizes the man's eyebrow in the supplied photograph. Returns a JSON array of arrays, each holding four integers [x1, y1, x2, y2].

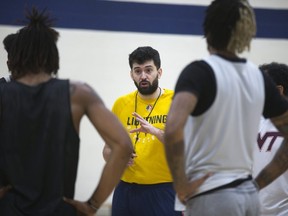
[[133, 65, 153, 69]]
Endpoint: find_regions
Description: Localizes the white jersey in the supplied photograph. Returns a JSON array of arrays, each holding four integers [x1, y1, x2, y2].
[[184, 55, 265, 196], [253, 117, 288, 216]]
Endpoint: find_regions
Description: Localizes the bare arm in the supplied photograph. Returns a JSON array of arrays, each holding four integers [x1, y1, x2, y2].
[[255, 110, 288, 189], [65, 81, 133, 215], [102, 144, 112, 162], [164, 92, 210, 204]]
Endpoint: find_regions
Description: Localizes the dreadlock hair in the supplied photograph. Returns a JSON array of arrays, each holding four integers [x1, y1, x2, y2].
[[203, 0, 256, 54], [129, 46, 161, 70], [8, 7, 59, 78], [260, 62, 288, 96]]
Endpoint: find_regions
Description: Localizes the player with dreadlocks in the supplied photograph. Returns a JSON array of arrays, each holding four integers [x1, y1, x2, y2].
[[163, 0, 288, 216], [0, 7, 133, 216]]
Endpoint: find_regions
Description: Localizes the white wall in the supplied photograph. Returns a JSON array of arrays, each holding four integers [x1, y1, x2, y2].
[[0, 0, 288, 204], [111, 0, 288, 9]]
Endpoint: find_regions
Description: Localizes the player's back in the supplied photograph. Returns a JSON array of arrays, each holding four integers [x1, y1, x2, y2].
[[0, 78, 79, 216]]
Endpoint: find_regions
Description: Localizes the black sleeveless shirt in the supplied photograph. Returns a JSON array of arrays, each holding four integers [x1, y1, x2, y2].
[[0, 78, 79, 215]]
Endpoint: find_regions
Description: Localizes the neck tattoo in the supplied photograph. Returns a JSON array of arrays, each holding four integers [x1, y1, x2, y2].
[[133, 87, 162, 151]]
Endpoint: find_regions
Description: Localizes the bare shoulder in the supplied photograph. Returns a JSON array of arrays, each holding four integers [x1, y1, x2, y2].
[[69, 80, 96, 95], [69, 80, 102, 103]]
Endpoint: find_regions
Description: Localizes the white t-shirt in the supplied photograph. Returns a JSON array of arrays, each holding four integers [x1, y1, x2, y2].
[[253, 117, 288, 216]]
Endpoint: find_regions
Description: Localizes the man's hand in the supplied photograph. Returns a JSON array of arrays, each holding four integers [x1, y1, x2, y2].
[[176, 173, 211, 204], [130, 112, 164, 143], [0, 185, 12, 199], [64, 197, 97, 216], [130, 112, 158, 135], [127, 152, 137, 167]]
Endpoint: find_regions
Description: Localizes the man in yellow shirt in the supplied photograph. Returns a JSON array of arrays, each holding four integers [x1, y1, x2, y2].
[[103, 46, 181, 216]]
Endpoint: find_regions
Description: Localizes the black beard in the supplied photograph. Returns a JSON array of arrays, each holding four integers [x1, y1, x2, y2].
[[134, 78, 159, 95]]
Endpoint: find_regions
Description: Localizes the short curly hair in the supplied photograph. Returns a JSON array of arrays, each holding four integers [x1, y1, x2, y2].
[[260, 62, 288, 96], [128, 46, 161, 70]]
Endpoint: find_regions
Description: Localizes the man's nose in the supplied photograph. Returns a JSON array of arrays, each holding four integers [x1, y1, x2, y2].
[[140, 71, 147, 79]]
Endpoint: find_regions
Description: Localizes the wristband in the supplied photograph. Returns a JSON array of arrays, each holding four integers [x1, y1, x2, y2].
[[87, 199, 99, 211]]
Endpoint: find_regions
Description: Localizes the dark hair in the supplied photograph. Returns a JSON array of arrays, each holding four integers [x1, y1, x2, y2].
[[128, 46, 161, 70], [3, 33, 17, 54], [203, 0, 256, 53], [3, 33, 18, 71], [260, 62, 288, 96], [8, 7, 59, 78]]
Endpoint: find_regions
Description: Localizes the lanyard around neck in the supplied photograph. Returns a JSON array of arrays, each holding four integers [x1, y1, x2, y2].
[[133, 87, 162, 151]]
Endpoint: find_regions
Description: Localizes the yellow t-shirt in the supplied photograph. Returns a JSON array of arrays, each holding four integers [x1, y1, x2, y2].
[[112, 88, 173, 184]]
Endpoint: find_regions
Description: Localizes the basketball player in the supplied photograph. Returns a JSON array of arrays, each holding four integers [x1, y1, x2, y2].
[[253, 62, 288, 216], [163, 0, 288, 215], [0, 8, 133, 216]]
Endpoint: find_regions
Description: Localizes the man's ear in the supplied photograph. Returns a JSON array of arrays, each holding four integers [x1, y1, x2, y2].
[[277, 85, 284, 95], [6, 60, 11, 71], [157, 68, 163, 79]]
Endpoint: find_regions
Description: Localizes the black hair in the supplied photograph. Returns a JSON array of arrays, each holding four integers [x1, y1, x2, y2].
[[128, 46, 161, 70], [203, 0, 256, 53], [260, 62, 288, 96], [8, 7, 59, 78], [3, 33, 17, 54], [3, 33, 18, 71]]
